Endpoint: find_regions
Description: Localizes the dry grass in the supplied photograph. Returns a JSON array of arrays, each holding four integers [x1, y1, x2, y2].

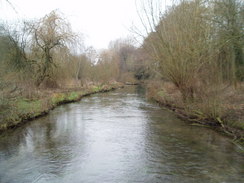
[[221, 83, 244, 130], [119, 72, 138, 84], [146, 80, 184, 108], [147, 80, 244, 133]]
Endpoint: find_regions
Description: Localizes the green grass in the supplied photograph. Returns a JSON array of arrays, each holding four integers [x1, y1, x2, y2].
[[51, 93, 66, 105], [92, 86, 102, 92], [16, 99, 42, 113], [0, 98, 43, 129], [157, 90, 166, 98], [66, 92, 80, 101], [0, 83, 122, 131]]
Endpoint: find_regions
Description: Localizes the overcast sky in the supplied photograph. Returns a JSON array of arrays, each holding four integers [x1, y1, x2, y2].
[[0, 0, 144, 49]]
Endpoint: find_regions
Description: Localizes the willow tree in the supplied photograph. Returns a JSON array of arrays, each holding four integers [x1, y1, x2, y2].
[[142, 0, 215, 101], [29, 10, 75, 86], [140, 0, 244, 100]]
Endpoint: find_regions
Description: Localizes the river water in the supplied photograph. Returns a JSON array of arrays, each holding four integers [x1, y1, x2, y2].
[[0, 86, 243, 183]]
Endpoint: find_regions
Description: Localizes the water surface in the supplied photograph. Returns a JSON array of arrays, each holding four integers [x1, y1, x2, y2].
[[0, 86, 243, 183]]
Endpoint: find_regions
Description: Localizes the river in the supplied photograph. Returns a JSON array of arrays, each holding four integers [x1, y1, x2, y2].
[[0, 86, 243, 183]]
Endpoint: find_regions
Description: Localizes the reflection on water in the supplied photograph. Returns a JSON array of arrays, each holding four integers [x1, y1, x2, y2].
[[0, 86, 243, 183]]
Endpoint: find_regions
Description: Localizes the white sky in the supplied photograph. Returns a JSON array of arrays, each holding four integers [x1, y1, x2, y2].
[[0, 0, 142, 50]]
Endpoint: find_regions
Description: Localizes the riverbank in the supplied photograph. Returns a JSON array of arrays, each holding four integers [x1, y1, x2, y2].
[[1, 84, 243, 183], [0, 82, 124, 131], [145, 81, 244, 145]]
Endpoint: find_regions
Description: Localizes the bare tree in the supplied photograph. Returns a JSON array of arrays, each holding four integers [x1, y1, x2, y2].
[[29, 10, 75, 86], [108, 38, 136, 79], [212, 0, 244, 83], [140, 0, 216, 100]]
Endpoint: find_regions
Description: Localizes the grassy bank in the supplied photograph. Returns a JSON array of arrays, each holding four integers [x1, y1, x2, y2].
[[0, 83, 123, 131], [146, 81, 244, 145]]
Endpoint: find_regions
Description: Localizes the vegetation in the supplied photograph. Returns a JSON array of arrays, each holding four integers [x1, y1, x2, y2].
[[137, 0, 244, 141], [0, 0, 243, 142], [0, 10, 128, 130], [0, 83, 122, 130]]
